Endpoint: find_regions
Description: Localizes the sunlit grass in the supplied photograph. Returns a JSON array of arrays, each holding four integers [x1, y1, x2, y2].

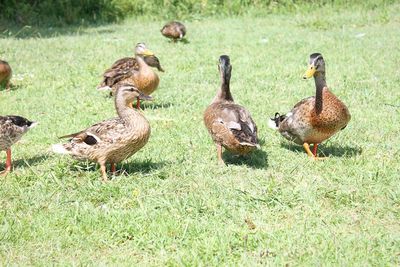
[[0, 4, 399, 265]]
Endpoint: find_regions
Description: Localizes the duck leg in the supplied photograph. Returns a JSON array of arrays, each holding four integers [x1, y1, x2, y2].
[[100, 163, 108, 181], [216, 144, 225, 165], [303, 143, 325, 160], [6, 80, 11, 91], [312, 143, 319, 157], [1, 149, 12, 175], [111, 163, 116, 175]]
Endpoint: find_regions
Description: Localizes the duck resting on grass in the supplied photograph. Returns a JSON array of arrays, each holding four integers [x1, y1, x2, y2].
[[53, 83, 152, 181], [269, 53, 351, 159], [161, 21, 186, 42], [204, 55, 259, 164], [0, 115, 37, 175], [98, 43, 163, 109], [0, 60, 12, 91]]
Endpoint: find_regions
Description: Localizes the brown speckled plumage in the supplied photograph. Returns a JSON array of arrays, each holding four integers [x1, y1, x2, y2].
[[0, 60, 12, 90], [0, 115, 37, 174], [161, 21, 186, 41], [204, 55, 259, 163], [98, 43, 162, 97], [270, 53, 350, 158], [54, 84, 151, 180]]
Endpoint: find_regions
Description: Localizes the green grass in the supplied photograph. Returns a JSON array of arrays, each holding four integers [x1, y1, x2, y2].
[[1, 4, 400, 265]]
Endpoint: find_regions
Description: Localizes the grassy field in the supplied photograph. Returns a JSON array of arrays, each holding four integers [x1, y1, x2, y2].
[[1, 3, 400, 265]]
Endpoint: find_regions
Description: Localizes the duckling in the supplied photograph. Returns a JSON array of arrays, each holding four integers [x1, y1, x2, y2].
[[269, 53, 351, 159], [98, 43, 162, 109], [204, 55, 259, 164], [0, 115, 37, 175], [161, 21, 186, 42], [53, 83, 152, 181], [0, 60, 12, 91]]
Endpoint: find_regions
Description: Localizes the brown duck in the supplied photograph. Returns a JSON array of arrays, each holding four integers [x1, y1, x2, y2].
[[98, 43, 163, 108], [0, 115, 37, 175], [161, 21, 186, 42], [204, 55, 259, 164], [0, 60, 12, 91], [269, 53, 351, 159], [53, 83, 152, 181]]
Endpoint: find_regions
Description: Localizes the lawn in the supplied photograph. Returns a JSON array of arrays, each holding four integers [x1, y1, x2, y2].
[[1, 3, 400, 265]]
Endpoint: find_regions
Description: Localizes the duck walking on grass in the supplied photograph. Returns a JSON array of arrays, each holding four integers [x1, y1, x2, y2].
[[161, 21, 186, 42], [0, 60, 12, 91], [53, 83, 152, 181], [0, 116, 37, 175], [98, 43, 163, 109], [204, 55, 259, 164], [269, 53, 351, 159]]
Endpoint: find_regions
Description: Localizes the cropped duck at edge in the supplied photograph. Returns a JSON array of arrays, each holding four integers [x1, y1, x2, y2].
[[269, 53, 351, 159]]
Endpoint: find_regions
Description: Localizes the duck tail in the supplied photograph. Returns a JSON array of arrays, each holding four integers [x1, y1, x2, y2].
[[268, 112, 286, 130]]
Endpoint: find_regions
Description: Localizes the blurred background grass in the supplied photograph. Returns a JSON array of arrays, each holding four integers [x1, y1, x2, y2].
[[0, 0, 396, 27]]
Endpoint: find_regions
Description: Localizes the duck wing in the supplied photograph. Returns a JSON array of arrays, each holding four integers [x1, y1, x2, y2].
[[99, 57, 137, 88], [59, 118, 125, 146], [213, 103, 258, 145]]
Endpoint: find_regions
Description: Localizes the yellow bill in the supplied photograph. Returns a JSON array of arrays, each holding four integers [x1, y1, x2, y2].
[[303, 64, 316, 79], [142, 49, 155, 56]]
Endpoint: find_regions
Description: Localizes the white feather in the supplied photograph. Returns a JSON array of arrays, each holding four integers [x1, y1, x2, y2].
[[268, 119, 278, 129], [51, 144, 69, 154], [29, 122, 39, 129], [97, 86, 112, 91]]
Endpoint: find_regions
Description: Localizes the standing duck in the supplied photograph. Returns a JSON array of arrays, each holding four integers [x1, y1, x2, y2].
[[53, 83, 152, 181], [161, 21, 186, 42], [0, 116, 37, 175], [0, 60, 12, 91], [204, 55, 259, 164], [98, 43, 163, 109], [269, 53, 351, 159]]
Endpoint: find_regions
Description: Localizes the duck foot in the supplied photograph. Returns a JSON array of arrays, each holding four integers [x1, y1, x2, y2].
[[303, 143, 326, 160]]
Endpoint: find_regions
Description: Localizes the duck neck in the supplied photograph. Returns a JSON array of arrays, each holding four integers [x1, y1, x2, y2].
[[213, 71, 233, 103], [136, 55, 148, 70], [314, 72, 327, 114], [115, 97, 140, 126]]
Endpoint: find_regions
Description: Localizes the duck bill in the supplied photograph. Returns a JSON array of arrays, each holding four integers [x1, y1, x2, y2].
[[138, 92, 153, 101], [142, 49, 155, 56], [303, 64, 316, 79]]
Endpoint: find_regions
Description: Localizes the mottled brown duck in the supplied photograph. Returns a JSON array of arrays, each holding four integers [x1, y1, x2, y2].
[[161, 21, 186, 42], [53, 83, 152, 181], [0, 115, 37, 175], [98, 43, 163, 108], [0, 60, 12, 91], [269, 53, 351, 159], [204, 55, 259, 164]]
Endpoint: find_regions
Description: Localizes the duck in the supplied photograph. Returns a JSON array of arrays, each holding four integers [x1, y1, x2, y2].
[[204, 55, 259, 164], [0, 115, 37, 175], [161, 21, 186, 42], [269, 53, 351, 159], [0, 60, 12, 91], [98, 43, 162, 109], [53, 83, 152, 181]]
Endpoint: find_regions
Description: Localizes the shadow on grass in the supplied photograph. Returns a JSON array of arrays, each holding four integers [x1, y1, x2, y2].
[[0, 154, 49, 171], [70, 159, 167, 176], [141, 102, 173, 110], [281, 142, 362, 158], [0, 24, 116, 39], [223, 149, 268, 169], [0, 83, 22, 92]]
